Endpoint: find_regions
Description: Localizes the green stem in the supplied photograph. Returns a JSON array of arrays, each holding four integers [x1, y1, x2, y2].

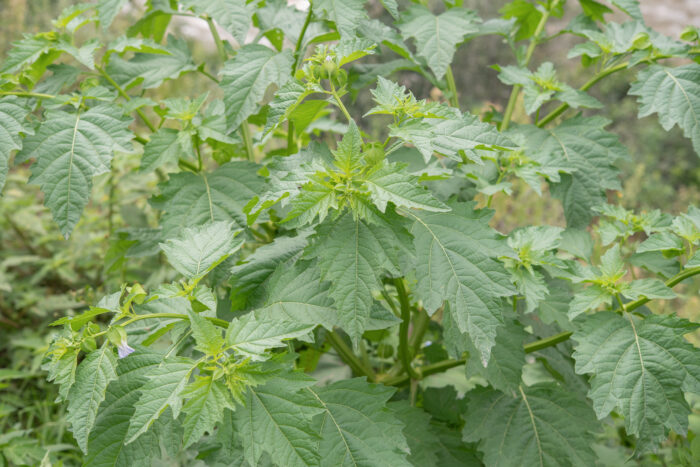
[[383, 359, 464, 386], [523, 331, 573, 353], [92, 312, 230, 338], [625, 266, 700, 312], [500, 0, 559, 131], [287, 6, 313, 155], [326, 331, 375, 381], [395, 278, 420, 380], [193, 135, 203, 171], [96, 65, 157, 133], [205, 16, 227, 62], [444, 66, 459, 108], [0, 91, 56, 99], [330, 89, 352, 122], [409, 309, 430, 356], [240, 123, 255, 161]]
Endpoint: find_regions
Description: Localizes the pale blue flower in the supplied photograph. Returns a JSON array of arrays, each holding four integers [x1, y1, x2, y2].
[[117, 338, 135, 359]]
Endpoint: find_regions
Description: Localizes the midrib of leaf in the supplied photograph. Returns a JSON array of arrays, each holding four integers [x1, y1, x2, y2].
[[306, 387, 357, 467], [251, 389, 306, 464], [353, 218, 360, 325], [201, 172, 215, 222], [664, 69, 699, 130], [547, 130, 570, 161], [518, 385, 544, 467], [65, 108, 82, 233], [626, 313, 649, 426]]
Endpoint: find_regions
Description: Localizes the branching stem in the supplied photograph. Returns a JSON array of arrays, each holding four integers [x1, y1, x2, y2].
[[395, 278, 421, 380]]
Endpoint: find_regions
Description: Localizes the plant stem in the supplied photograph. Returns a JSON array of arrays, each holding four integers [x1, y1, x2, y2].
[[330, 89, 352, 122], [205, 16, 227, 62], [523, 331, 573, 353], [500, 0, 559, 131], [383, 359, 464, 386], [326, 331, 375, 381], [286, 6, 313, 154], [536, 62, 628, 127], [444, 66, 459, 108], [395, 278, 420, 380], [0, 91, 56, 99], [95, 65, 157, 133], [625, 266, 700, 312], [409, 309, 430, 356], [240, 123, 255, 161]]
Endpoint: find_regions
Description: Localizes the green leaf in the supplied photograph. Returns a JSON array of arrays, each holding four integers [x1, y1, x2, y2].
[[105, 35, 196, 89], [637, 231, 685, 255], [97, 0, 130, 29], [159, 221, 243, 279], [363, 162, 450, 213], [610, 0, 643, 20], [250, 261, 338, 331], [181, 0, 254, 45], [226, 310, 316, 360], [263, 79, 312, 137], [624, 278, 676, 301], [0, 97, 32, 192], [126, 357, 197, 443], [229, 232, 311, 309], [514, 116, 626, 228], [398, 5, 480, 80], [85, 351, 177, 467], [313, 0, 368, 38], [572, 312, 700, 450], [221, 44, 293, 131], [463, 383, 600, 466], [180, 375, 234, 448], [0, 33, 53, 74], [66, 345, 118, 453], [308, 378, 411, 466], [188, 309, 225, 355], [17, 103, 133, 237], [629, 64, 700, 156], [388, 401, 440, 467], [305, 210, 412, 340], [150, 161, 265, 240], [500, 0, 543, 42], [234, 371, 324, 467], [332, 120, 363, 174], [408, 202, 515, 364], [139, 127, 182, 172]]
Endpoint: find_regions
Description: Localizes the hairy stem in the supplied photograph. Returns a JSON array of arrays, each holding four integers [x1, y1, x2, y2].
[[205, 16, 227, 62], [395, 278, 420, 380], [500, 0, 560, 131]]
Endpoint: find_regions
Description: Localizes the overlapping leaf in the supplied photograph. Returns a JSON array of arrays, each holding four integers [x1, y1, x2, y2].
[[0, 97, 32, 192]]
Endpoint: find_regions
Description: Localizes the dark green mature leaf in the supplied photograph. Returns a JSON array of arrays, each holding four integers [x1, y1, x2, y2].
[[126, 357, 198, 443], [150, 161, 265, 240], [106, 35, 196, 89], [180, 375, 234, 448], [308, 378, 410, 466], [572, 312, 700, 450], [514, 116, 626, 228], [0, 97, 32, 192], [629, 64, 700, 156], [159, 221, 242, 279], [388, 401, 440, 467], [463, 383, 600, 466], [221, 44, 293, 131], [408, 202, 515, 364], [85, 351, 176, 467], [66, 345, 118, 453], [313, 0, 368, 38], [139, 128, 182, 172], [234, 371, 324, 467], [17, 103, 133, 237], [306, 210, 412, 340], [398, 5, 480, 79], [250, 261, 338, 330]]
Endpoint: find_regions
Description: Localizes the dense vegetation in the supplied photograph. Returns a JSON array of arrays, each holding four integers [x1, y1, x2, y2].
[[1, 0, 700, 465]]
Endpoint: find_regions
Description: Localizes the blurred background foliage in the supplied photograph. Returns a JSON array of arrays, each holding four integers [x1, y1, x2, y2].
[[0, 0, 699, 465]]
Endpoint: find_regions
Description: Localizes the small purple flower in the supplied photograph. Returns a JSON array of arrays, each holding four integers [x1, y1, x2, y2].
[[117, 338, 135, 359]]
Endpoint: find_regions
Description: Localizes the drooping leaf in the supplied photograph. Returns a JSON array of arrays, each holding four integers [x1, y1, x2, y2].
[[313, 0, 368, 38], [514, 116, 626, 228], [572, 312, 700, 450], [126, 357, 197, 443], [17, 103, 133, 237], [463, 383, 600, 466], [66, 345, 118, 453], [308, 378, 411, 466], [305, 210, 412, 340], [398, 5, 481, 80], [221, 44, 293, 131], [159, 221, 242, 279], [629, 64, 700, 156], [408, 202, 515, 364], [150, 161, 265, 240], [180, 375, 234, 448], [234, 371, 324, 467], [0, 97, 32, 192], [105, 35, 196, 89]]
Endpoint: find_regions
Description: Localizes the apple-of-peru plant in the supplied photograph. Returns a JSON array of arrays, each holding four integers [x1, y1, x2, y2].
[[2, 0, 700, 464]]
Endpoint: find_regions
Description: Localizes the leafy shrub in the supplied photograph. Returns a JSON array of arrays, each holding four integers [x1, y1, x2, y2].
[[1, 0, 700, 465]]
